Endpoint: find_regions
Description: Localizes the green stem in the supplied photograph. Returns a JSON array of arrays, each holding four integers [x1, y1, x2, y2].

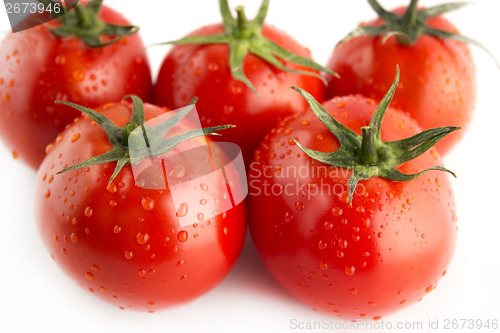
[[358, 126, 378, 165], [403, 0, 420, 27], [235, 5, 249, 38], [73, 3, 90, 28]]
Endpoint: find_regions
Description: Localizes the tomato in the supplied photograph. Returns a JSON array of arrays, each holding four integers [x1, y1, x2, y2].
[[34, 97, 246, 311], [154, 0, 332, 164], [248, 72, 458, 319], [0, 0, 152, 169], [325, 1, 477, 155]]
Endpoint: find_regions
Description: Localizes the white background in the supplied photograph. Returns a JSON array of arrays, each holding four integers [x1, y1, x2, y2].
[[1, 1, 499, 332]]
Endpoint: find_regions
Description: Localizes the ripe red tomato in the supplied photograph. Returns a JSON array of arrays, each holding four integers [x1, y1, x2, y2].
[[35, 99, 246, 311], [325, 4, 476, 155], [154, 0, 328, 164], [0, 1, 152, 169], [248, 86, 457, 319]]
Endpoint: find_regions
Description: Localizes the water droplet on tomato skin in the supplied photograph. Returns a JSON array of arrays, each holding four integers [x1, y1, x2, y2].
[[177, 230, 188, 243], [84, 207, 93, 217], [200, 183, 208, 191], [317, 240, 327, 250], [344, 266, 355, 276], [136, 233, 149, 245], [124, 251, 133, 260], [43, 189, 51, 198], [141, 197, 155, 211], [73, 70, 85, 82], [86, 272, 94, 280], [176, 202, 188, 218]]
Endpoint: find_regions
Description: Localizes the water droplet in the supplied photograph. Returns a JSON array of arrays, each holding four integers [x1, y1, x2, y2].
[[169, 165, 186, 178], [177, 230, 188, 243], [295, 201, 304, 211], [223, 227, 229, 236], [208, 62, 219, 71], [223, 105, 234, 115], [283, 211, 292, 223], [109, 200, 117, 208], [71, 133, 80, 143], [425, 285, 433, 293], [70, 233, 78, 243], [113, 225, 121, 234], [197, 212, 204, 221], [176, 202, 188, 218], [332, 207, 343, 216], [136, 233, 150, 245], [338, 239, 348, 249], [318, 240, 327, 250], [86, 272, 94, 280], [106, 183, 117, 193], [180, 275, 188, 281], [73, 70, 85, 82], [55, 55, 66, 65], [138, 269, 146, 277], [141, 197, 155, 211], [200, 183, 208, 191], [319, 261, 327, 270], [230, 85, 242, 95], [200, 198, 207, 205], [301, 119, 310, 126], [177, 260, 184, 267], [344, 266, 355, 276], [124, 251, 133, 259], [350, 288, 357, 294], [43, 189, 51, 198], [84, 207, 93, 217]]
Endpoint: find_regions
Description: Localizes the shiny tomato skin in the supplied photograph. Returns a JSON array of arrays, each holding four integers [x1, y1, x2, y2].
[[154, 24, 325, 164], [325, 8, 475, 155], [248, 95, 457, 319], [0, 4, 153, 169], [35, 102, 246, 312]]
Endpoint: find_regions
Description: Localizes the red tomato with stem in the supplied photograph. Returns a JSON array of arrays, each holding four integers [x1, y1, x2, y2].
[[0, 0, 152, 168], [35, 96, 246, 311], [154, 0, 334, 164], [249, 69, 458, 319], [325, 0, 484, 155]]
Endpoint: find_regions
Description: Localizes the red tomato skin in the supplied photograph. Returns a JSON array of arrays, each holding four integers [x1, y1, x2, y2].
[[35, 102, 246, 312], [154, 24, 325, 164], [325, 8, 475, 155], [248, 95, 457, 319], [0, 5, 153, 169]]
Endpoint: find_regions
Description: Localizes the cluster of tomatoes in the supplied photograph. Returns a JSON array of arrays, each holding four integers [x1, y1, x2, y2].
[[0, 0, 483, 320]]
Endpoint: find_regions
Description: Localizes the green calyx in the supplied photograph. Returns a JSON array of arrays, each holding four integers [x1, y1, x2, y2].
[[41, 0, 139, 47], [162, 0, 337, 95], [55, 95, 234, 184], [291, 66, 459, 205], [340, 0, 497, 64]]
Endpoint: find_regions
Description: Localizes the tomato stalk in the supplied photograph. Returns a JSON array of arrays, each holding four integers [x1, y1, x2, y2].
[[343, 0, 497, 65], [55, 96, 235, 183], [157, 0, 337, 95], [291, 66, 458, 205], [41, 0, 139, 47]]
